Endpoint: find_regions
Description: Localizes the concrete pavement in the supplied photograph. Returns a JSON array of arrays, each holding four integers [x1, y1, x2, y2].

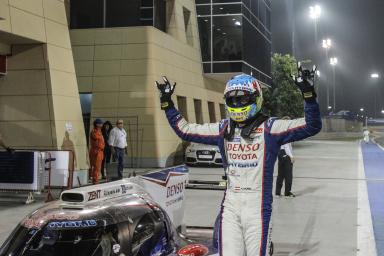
[[0, 139, 376, 256], [185, 140, 366, 255]]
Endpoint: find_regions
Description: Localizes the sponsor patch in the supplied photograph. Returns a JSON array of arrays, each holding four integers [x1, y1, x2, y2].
[[254, 127, 263, 133]]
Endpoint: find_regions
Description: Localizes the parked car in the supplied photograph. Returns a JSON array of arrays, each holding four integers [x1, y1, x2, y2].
[[185, 143, 222, 166]]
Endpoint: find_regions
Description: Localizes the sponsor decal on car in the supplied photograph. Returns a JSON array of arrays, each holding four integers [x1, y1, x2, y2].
[[88, 189, 101, 201], [104, 187, 121, 197], [167, 182, 185, 198], [47, 219, 97, 229], [22, 212, 81, 229]]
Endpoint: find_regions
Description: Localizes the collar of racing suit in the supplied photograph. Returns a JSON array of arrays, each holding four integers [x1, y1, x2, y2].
[[224, 112, 269, 140]]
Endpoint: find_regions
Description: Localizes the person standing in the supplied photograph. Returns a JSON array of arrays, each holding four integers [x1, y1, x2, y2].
[[109, 119, 127, 179], [101, 121, 113, 179], [275, 141, 295, 197], [363, 129, 370, 143], [156, 68, 321, 255], [89, 119, 105, 184]]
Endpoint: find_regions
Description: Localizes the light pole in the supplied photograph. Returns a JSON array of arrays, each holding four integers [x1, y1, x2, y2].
[[309, 5, 321, 44], [360, 108, 366, 127], [370, 73, 379, 118], [330, 57, 338, 111], [322, 38, 332, 111]]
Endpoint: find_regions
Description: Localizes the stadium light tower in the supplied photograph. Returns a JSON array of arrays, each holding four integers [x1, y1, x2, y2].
[[309, 5, 321, 19], [309, 5, 321, 45], [322, 38, 332, 49], [330, 57, 338, 111], [370, 72, 380, 117], [330, 57, 338, 66], [371, 73, 379, 79], [322, 38, 332, 111]]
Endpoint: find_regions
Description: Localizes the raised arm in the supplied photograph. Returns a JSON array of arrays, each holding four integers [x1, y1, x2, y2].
[[269, 64, 322, 145], [165, 106, 227, 145], [156, 76, 227, 145], [270, 100, 321, 145]]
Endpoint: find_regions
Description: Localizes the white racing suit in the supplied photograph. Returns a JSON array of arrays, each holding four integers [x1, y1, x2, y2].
[[165, 100, 322, 256]]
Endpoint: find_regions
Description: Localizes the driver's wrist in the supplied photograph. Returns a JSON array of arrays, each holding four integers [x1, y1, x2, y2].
[[301, 87, 316, 102], [160, 98, 174, 110]]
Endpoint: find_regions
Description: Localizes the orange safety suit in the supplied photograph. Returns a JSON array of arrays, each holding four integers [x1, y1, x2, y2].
[[89, 128, 105, 184]]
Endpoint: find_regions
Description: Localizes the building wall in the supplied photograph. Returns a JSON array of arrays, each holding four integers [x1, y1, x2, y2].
[[0, 0, 87, 170], [71, 0, 226, 167]]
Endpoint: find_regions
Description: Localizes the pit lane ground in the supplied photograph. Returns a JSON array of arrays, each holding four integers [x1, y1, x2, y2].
[[185, 139, 378, 256], [0, 139, 380, 256]]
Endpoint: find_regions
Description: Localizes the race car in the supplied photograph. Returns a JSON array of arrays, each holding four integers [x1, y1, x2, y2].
[[0, 166, 218, 256], [185, 143, 223, 166]]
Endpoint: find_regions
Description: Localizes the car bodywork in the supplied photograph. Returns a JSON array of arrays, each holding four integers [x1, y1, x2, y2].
[[185, 143, 222, 166], [0, 166, 218, 256]]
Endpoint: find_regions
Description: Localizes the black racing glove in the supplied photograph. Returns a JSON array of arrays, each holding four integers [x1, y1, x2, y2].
[[155, 76, 176, 110], [292, 63, 317, 102]]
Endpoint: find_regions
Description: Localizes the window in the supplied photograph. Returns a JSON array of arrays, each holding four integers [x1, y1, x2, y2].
[[213, 0, 242, 2], [196, 0, 210, 3], [106, 0, 154, 27], [198, 17, 211, 61], [243, 18, 271, 75], [213, 61, 242, 73], [196, 5, 210, 15], [154, 0, 166, 31], [106, 0, 140, 27], [70, 0, 166, 30], [212, 15, 243, 61], [219, 103, 226, 119], [194, 99, 203, 124], [183, 7, 193, 46], [177, 96, 188, 121], [212, 4, 242, 15], [70, 0, 103, 29], [258, 1, 267, 27], [208, 101, 216, 123], [195, 0, 271, 85], [249, 0, 259, 18]]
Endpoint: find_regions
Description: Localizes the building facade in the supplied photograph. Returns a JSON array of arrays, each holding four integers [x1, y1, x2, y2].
[[70, 0, 226, 167], [0, 0, 272, 169], [0, 0, 88, 170], [196, 0, 271, 85]]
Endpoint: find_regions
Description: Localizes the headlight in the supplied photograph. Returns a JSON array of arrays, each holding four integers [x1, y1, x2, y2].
[[186, 149, 196, 153], [216, 149, 221, 153]]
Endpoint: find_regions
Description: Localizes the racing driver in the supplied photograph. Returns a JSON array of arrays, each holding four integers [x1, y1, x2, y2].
[[155, 66, 322, 256]]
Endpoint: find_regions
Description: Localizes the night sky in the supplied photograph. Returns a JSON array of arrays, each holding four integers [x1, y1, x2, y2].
[[272, 0, 384, 117]]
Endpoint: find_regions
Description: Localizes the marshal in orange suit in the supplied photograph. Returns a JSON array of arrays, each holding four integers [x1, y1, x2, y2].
[[89, 119, 105, 184]]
